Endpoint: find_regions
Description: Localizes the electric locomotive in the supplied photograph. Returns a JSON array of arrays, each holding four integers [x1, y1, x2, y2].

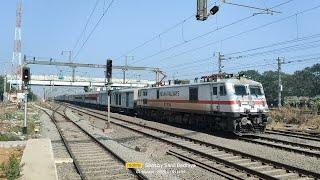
[[136, 74, 271, 135]]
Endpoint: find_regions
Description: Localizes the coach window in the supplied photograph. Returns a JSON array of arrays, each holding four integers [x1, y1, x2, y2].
[[119, 94, 122, 105], [189, 87, 198, 101], [219, 85, 227, 96], [115, 94, 118, 105], [212, 86, 217, 95], [157, 90, 159, 99]]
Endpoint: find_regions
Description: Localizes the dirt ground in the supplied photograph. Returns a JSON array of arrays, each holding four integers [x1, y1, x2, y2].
[[0, 147, 24, 179]]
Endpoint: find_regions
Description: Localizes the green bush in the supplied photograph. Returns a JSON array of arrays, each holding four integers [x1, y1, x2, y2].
[[0, 135, 10, 141], [0, 154, 23, 180], [0, 134, 20, 141]]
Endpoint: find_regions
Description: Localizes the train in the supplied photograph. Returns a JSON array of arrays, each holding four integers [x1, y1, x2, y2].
[[55, 74, 272, 135]]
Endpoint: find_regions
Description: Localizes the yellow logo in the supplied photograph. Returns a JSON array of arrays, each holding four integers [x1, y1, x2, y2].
[[125, 162, 144, 169]]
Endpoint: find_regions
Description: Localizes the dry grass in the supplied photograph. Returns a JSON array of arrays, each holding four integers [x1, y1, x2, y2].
[[268, 107, 320, 131]]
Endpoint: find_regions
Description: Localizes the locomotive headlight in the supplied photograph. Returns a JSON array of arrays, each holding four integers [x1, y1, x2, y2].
[[266, 117, 272, 124], [241, 117, 250, 125]]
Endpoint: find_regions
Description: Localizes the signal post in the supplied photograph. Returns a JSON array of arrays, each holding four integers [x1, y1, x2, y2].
[[22, 66, 30, 134], [104, 59, 112, 132]]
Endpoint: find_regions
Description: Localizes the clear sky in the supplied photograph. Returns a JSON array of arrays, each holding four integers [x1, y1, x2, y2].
[[1, 0, 320, 96]]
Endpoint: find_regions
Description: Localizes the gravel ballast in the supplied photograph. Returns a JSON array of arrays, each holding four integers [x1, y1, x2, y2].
[[39, 109, 81, 180], [79, 106, 320, 174], [66, 108, 226, 180]]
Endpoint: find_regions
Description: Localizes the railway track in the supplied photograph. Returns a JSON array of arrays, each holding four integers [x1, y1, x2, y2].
[[40, 105, 146, 180], [239, 135, 320, 158], [67, 104, 320, 180], [266, 129, 320, 142]]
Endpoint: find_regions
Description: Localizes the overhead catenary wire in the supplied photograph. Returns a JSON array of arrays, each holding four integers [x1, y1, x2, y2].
[[151, 2, 318, 66], [133, 0, 297, 65], [73, 0, 115, 59], [114, 0, 220, 61], [176, 55, 320, 80], [132, 14, 256, 65], [224, 39, 320, 60], [71, 0, 100, 54], [161, 33, 320, 72], [225, 33, 320, 56]]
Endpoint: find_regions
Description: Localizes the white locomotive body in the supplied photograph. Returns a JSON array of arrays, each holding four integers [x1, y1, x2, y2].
[[136, 77, 270, 134]]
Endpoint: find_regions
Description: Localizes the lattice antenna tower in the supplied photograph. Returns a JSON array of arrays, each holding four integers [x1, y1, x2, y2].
[[12, 0, 23, 79]]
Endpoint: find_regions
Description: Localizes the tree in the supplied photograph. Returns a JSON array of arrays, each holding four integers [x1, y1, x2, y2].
[[239, 63, 320, 106], [27, 91, 38, 101], [240, 70, 262, 82]]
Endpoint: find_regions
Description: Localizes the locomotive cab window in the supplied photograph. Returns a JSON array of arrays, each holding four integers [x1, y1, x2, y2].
[[234, 85, 247, 96], [249, 86, 263, 96], [189, 87, 198, 101], [219, 85, 227, 96], [212, 86, 217, 95]]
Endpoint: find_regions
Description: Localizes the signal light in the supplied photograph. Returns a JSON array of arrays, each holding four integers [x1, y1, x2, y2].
[[210, 6, 219, 15], [196, 0, 219, 21], [106, 59, 112, 81], [22, 67, 30, 83]]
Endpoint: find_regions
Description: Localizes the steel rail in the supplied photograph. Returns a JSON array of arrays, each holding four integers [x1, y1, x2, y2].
[[40, 105, 148, 180], [166, 150, 246, 180], [266, 129, 320, 141], [239, 136, 320, 158], [40, 106, 86, 180], [247, 135, 320, 151], [68, 104, 320, 179], [61, 107, 149, 180]]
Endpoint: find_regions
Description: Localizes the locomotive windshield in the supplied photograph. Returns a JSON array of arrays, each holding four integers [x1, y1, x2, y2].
[[234, 85, 247, 96], [249, 85, 263, 96]]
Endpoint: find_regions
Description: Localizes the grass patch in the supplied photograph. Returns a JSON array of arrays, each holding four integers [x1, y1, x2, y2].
[[0, 134, 20, 141], [0, 154, 23, 180]]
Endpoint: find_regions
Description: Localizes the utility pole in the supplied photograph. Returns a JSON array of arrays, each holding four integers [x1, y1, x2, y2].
[[3, 74, 7, 102], [43, 87, 46, 101], [61, 50, 75, 81], [123, 57, 127, 84], [217, 52, 225, 74], [123, 56, 134, 84], [277, 57, 284, 108]]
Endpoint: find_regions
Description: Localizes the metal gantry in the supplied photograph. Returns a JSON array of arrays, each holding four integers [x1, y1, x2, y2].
[[23, 56, 166, 86]]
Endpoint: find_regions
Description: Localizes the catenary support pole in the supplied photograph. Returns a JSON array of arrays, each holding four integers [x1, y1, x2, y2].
[[277, 57, 282, 108]]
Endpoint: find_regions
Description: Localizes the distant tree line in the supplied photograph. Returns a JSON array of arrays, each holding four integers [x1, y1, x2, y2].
[[240, 63, 320, 107]]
